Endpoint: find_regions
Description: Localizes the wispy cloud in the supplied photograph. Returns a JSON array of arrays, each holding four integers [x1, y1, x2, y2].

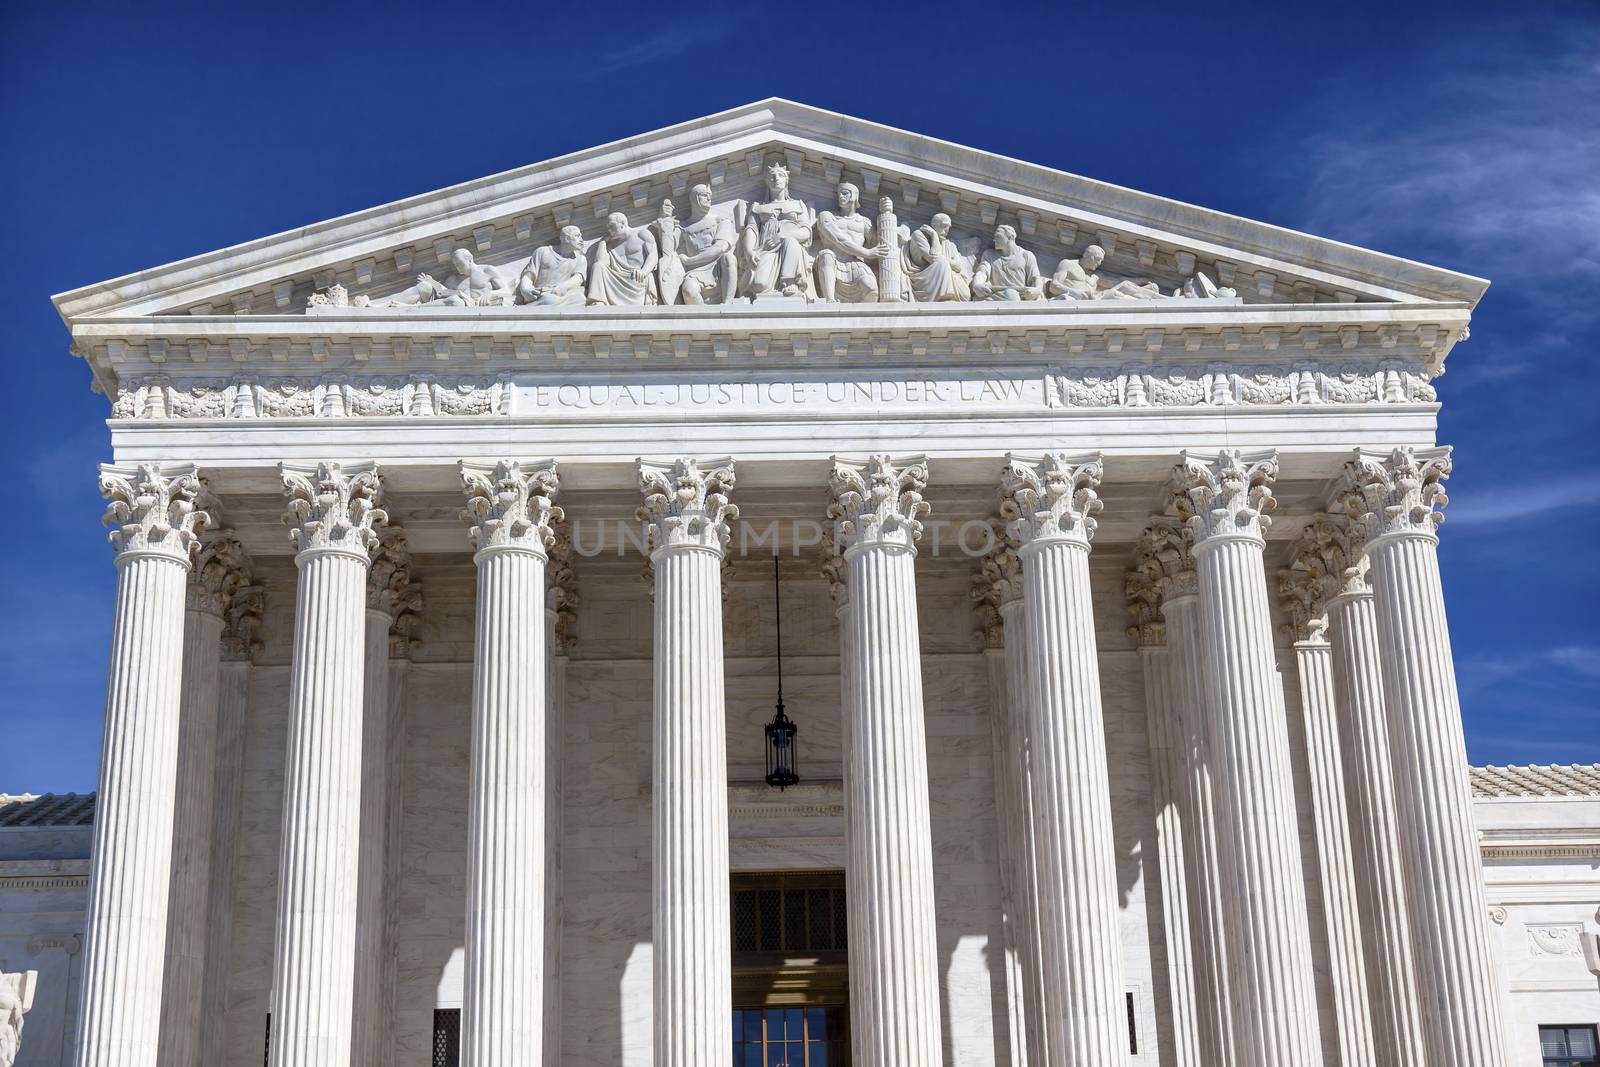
[[1445, 472, 1600, 527], [1458, 643, 1600, 697], [588, 21, 746, 78]]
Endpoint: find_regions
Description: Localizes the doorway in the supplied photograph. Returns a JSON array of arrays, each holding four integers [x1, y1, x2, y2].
[[731, 871, 849, 1066]]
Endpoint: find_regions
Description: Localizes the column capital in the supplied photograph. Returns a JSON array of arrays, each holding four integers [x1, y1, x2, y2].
[[1279, 514, 1371, 643], [1124, 570, 1167, 648], [638, 456, 737, 556], [971, 518, 1023, 649], [221, 582, 265, 662], [188, 532, 252, 618], [461, 460, 562, 558], [1001, 451, 1104, 550], [547, 519, 579, 651], [820, 527, 849, 608], [1168, 449, 1278, 547], [1337, 446, 1452, 545], [1133, 518, 1198, 606], [366, 529, 419, 619], [828, 454, 929, 555], [280, 461, 387, 560], [100, 462, 209, 564]]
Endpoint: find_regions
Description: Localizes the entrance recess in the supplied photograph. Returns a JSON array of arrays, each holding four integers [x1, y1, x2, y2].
[[731, 871, 849, 1066]]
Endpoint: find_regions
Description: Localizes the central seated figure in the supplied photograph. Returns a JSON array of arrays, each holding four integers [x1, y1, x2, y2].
[[737, 161, 815, 301]]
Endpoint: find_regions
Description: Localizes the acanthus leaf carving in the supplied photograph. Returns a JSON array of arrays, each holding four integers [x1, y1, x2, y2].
[[637, 457, 737, 555], [827, 454, 929, 554], [1168, 448, 1278, 545], [971, 517, 1023, 649], [99, 462, 209, 561], [280, 461, 387, 557], [188, 531, 252, 617], [460, 460, 562, 556], [1000, 451, 1104, 548], [1336, 446, 1452, 544]]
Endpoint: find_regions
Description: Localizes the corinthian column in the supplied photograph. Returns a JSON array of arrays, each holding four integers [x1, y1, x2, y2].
[[1278, 525, 1377, 1067], [1138, 519, 1235, 1066], [974, 529, 1044, 1067], [159, 532, 251, 1067], [200, 580, 263, 1067], [1337, 447, 1507, 1066], [1169, 450, 1319, 1067], [1316, 516, 1429, 1067], [1124, 554, 1200, 1067], [76, 463, 207, 1067], [459, 461, 561, 1065], [1000, 453, 1127, 1065], [828, 455, 942, 1066], [354, 531, 418, 1067], [640, 457, 736, 1067], [270, 461, 387, 1067]]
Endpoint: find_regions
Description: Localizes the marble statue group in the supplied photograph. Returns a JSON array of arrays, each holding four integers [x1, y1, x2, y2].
[[314, 161, 1235, 311]]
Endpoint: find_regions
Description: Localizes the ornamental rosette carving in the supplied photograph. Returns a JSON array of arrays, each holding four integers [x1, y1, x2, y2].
[[461, 460, 562, 556], [366, 529, 418, 615], [221, 582, 265, 661], [188, 532, 251, 617], [638, 457, 738, 555], [1168, 449, 1278, 545], [1336, 446, 1452, 544], [546, 518, 579, 650], [828, 454, 930, 553], [100, 462, 209, 561], [1000, 451, 1104, 548], [280, 461, 387, 557], [971, 517, 1023, 649]]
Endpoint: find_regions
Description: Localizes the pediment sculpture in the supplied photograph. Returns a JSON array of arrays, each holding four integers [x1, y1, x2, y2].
[[307, 165, 1240, 313], [0, 971, 36, 1067]]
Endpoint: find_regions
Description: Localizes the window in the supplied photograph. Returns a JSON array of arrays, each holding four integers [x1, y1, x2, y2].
[[733, 1005, 847, 1067], [732, 873, 848, 954], [1542, 1025, 1600, 1067], [433, 1008, 462, 1067]]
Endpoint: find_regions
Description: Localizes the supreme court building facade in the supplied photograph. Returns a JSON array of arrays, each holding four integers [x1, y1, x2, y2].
[[42, 100, 1600, 1067]]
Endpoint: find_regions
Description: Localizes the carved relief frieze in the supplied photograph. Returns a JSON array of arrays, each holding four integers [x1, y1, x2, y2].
[[1046, 360, 1434, 410], [110, 374, 513, 421]]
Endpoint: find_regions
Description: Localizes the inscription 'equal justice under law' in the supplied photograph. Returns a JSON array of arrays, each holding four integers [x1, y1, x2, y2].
[[524, 377, 1029, 409]]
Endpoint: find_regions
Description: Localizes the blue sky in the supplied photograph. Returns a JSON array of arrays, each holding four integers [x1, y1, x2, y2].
[[2, 1, 1596, 791]]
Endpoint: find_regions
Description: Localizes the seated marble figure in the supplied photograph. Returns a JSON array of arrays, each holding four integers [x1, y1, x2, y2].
[[659, 184, 738, 305], [737, 161, 815, 300], [587, 212, 660, 306], [373, 247, 515, 307], [1046, 244, 1161, 301], [904, 212, 973, 302], [972, 225, 1043, 301], [517, 226, 588, 306], [814, 182, 892, 303]]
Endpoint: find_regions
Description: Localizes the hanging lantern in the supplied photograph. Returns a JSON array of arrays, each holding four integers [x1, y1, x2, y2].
[[764, 554, 799, 790]]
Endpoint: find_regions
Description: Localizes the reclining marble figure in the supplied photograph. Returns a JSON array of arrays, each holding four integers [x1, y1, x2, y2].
[[373, 247, 515, 307], [1046, 244, 1162, 301]]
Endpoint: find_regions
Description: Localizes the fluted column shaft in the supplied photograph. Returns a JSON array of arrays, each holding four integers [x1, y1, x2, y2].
[[156, 599, 224, 1067], [352, 602, 394, 1067], [641, 456, 735, 1067], [459, 460, 559, 1066], [543, 604, 567, 1067], [1162, 592, 1236, 1065], [1327, 590, 1428, 1067], [1003, 451, 1126, 1064], [199, 655, 252, 1067], [844, 538, 942, 1065], [270, 460, 385, 1067], [983, 646, 1031, 1067], [999, 598, 1049, 1067], [831, 455, 942, 1067], [652, 544, 732, 1067], [76, 463, 206, 1067], [1176, 450, 1319, 1067], [1342, 447, 1506, 1066], [1138, 642, 1202, 1067], [832, 578, 878, 1064], [1291, 638, 1377, 1066]]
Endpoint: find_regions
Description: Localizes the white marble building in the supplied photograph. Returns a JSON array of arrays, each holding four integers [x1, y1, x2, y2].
[[29, 100, 1600, 1066]]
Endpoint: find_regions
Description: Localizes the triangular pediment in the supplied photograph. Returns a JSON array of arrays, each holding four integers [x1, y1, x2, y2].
[[54, 98, 1487, 325]]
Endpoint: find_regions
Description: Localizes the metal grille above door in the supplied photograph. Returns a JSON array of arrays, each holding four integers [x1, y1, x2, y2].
[[433, 1008, 461, 1067]]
